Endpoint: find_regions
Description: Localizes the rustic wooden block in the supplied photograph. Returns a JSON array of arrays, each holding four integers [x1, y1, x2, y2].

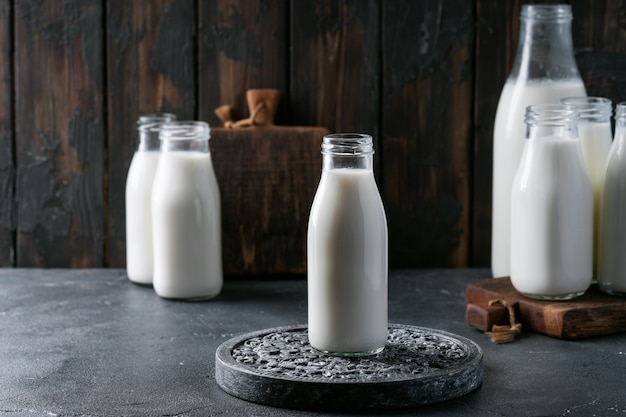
[[211, 126, 328, 274], [465, 302, 510, 332], [466, 277, 626, 339]]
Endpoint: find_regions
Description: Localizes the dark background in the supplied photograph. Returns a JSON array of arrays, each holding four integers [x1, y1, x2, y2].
[[0, 0, 624, 270]]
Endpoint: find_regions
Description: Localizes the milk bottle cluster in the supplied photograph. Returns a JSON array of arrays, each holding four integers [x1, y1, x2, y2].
[[491, 4, 586, 278], [307, 133, 388, 357], [126, 118, 223, 300], [599, 103, 626, 296], [510, 105, 593, 300]]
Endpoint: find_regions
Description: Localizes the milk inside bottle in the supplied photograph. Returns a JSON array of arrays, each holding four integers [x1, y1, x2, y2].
[[152, 121, 223, 300], [307, 133, 388, 357], [510, 105, 592, 300], [492, 4, 586, 277], [561, 97, 613, 279], [599, 102, 626, 296], [125, 113, 176, 285]]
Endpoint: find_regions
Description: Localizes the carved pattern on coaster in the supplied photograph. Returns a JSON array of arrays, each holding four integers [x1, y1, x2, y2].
[[230, 325, 471, 382]]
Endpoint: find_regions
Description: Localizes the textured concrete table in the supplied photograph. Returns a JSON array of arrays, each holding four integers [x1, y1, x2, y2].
[[1, 268, 625, 416]]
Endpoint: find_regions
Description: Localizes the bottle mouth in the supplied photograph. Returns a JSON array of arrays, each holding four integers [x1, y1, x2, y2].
[[159, 121, 210, 141], [616, 103, 626, 121], [322, 133, 374, 155], [137, 113, 177, 133], [525, 104, 579, 126], [560, 97, 613, 120], [521, 4, 572, 22]]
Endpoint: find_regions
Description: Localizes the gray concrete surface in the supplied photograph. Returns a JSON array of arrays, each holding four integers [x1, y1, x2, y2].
[[0, 268, 624, 416]]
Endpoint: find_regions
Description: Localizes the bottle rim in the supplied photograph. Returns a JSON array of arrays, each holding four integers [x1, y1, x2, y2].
[[616, 102, 626, 120], [159, 121, 210, 142], [521, 4, 572, 22], [560, 97, 613, 120], [322, 133, 374, 155], [137, 113, 177, 133], [525, 104, 579, 126]]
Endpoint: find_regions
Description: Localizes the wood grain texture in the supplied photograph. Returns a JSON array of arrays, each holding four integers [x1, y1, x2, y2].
[[290, 0, 379, 137], [211, 126, 327, 274], [106, 0, 196, 267], [15, 0, 104, 267], [0, 0, 14, 266], [199, 0, 288, 127], [381, 0, 473, 267], [571, 1, 626, 102], [472, 1, 521, 267], [0, 1, 625, 270]]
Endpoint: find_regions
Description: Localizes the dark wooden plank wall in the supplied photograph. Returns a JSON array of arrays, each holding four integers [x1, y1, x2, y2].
[[0, 0, 624, 269]]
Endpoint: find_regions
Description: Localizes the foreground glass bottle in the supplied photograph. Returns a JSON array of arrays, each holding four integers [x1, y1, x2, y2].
[[510, 105, 593, 300], [125, 113, 176, 285], [152, 121, 223, 300], [307, 133, 388, 356], [561, 96, 613, 280], [491, 4, 586, 277], [599, 103, 626, 296]]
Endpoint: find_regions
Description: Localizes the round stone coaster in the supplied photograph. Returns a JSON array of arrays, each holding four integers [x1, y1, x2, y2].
[[215, 324, 483, 411]]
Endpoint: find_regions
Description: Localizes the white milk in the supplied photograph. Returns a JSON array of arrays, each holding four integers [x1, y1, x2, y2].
[[511, 137, 593, 298], [125, 151, 160, 284], [577, 121, 612, 277], [599, 124, 626, 295], [152, 151, 223, 299], [308, 168, 388, 355], [492, 80, 586, 277]]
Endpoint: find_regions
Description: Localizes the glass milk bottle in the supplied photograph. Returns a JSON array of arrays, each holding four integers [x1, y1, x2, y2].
[[307, 133, 388, 357], [561, 97, 613, 279], [599, 103, 626, 296], [125, 113, 176, 285], [492, 4, 586, 277], [152, 121, 223, 300], [511, 105, 593, 300]]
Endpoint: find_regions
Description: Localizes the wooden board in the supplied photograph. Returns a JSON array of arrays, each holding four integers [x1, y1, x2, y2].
[[106, 0, 196, 268], [466, 277, 626, 339], [381, 0, 473, 268], [0, 0, 14, 266], [15, 1, 105, 267], [211, 125, 327, 274]]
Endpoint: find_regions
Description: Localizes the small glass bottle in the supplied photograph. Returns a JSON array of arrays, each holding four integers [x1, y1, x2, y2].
[[561, 97, 613, 280], [599, 103, 626, 296], [307, 133, 388, 356], [510, 104, 593, 300], [492, 4, 586, 278], [152, 121, 223, 300], [125, 113, 176, 285]]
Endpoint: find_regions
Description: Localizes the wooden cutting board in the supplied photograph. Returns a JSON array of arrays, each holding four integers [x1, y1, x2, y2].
[[465, 277, 626, 339]]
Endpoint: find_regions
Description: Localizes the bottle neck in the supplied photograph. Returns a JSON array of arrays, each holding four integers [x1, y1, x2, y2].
[[561, 97, 612, 123], [321, 133, 374, 171], [615, 103, 626, 125], [322, 154, 373, 171], [525, 104, 579, 141], [136, 113, 176, 152], [510, 5, 580, 81]]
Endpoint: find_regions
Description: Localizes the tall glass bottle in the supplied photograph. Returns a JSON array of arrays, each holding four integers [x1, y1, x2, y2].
[[307, 133, 388, 357], [561, 97, 613, 279], [510, 105, 592, 300], [125, 113, 176, 285], [599, 103, 626, 296], [152, 121, 223, 300], [492, 4, 586, 277]]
